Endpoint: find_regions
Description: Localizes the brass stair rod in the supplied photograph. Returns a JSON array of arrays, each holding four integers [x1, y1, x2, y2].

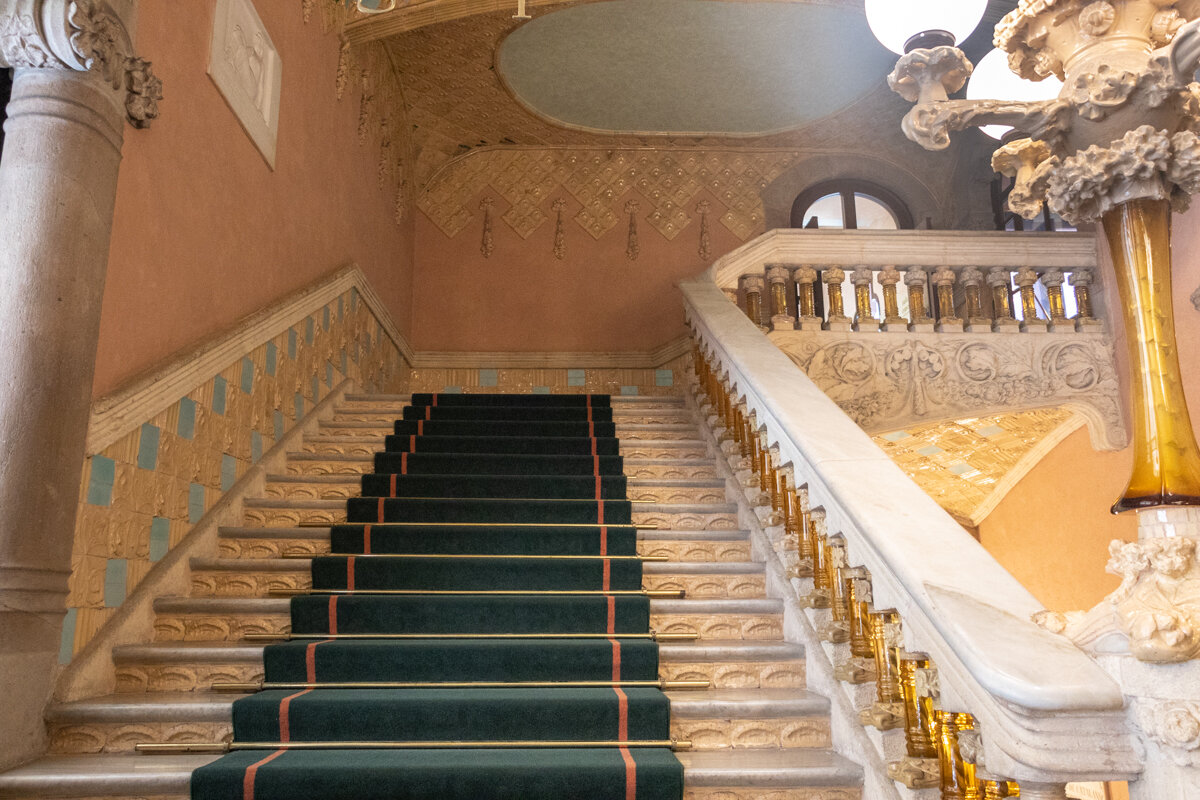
[[281, 553, 671, 562], [137, 740, 694, 754], [243, 632, 701, 642], [268, 589, 686, 598], [212, 679, 712, 692], [297, 522, 660, 529]]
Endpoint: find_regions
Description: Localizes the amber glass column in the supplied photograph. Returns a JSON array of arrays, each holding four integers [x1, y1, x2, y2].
[[1101, 198, 1200, 512]]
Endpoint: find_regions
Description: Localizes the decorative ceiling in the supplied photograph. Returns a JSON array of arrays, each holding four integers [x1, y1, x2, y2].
[[496, 0, 898, 136], [872, 407, 1080, 527]]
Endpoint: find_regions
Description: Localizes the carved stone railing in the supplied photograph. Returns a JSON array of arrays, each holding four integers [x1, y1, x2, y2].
[[709, 229, 1126, 450], [681, 275, 1140, 799]]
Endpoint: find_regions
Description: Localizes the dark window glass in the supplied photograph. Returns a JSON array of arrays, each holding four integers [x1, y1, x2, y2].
[[0, 69, 13, 158]]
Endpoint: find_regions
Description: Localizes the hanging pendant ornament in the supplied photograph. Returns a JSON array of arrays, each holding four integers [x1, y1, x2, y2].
[[625, 200, 640, 261], [480, 198, 494, 259], [697, 200, 712, 262], [552, 199, 567, 261]]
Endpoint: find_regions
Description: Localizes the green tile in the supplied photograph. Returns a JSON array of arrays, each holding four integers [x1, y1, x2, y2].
[[274, 410, 284, 441], [251, 431, 263, 464], [103, 558, 128, 607], [443, 386, 463, 393], [949, 462, 973, 476], [532, 386, 551, 394], [311, 375, 320, 401], [58, 609, 78, 664], [136, 423, 160, 471], [294, 393, 305, 420], [305, 317, 314, 345], [212, 375, 227, 416], [620, 385, 639, 396], [149, 517, 170, 562], [351, 288, 358, 311], [917, 445, 943, 457], [655, 369, 674, 387], [340, 350, 348, 376], [266, 342, 278, 376], [323, 305, 330, 331], [326, 361, 334, 387], [87, 456, 115, 506], [977, 424, 1005, 437], [177, 397, 197, 440], [240, 357, 254, 394], [881, 431, 911, 442], [221, 454, 237, 492], [338, 296, 344, 321], [567, 369, 586, 387], [288, 329, 297, 360], [479, 368, 498, 387], [188, 483, 205, 524]]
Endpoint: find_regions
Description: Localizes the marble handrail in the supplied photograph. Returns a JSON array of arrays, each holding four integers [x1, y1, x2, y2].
[[681, 276, 1140, 785]]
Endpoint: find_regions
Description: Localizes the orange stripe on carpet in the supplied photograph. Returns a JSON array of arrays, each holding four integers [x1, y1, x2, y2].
[[363, 525, 372, 554], [400, 452, 407, 475], [304, 639, 333, 682], [619, 746, 637, 800], [389, 473, 397, 498], [327, 595, 339, 634], [417, 419, 424, 436], [409, 434, 416, 452], [609, 637, 621, 681], [278, 688, 313, 742], [597, 500, 605, 525], [346, 556, 356, 591], [599, 526, 608, 556], [613, 687, 629, 740], [377, 497, 385, 522], [431, 393, 438, 407], [602, 558, 611, 591], [606, 595, 616, 634], [242, 748, 286, 800]]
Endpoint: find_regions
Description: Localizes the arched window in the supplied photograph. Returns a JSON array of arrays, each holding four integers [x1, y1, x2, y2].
[[791, 180, 914, 230]]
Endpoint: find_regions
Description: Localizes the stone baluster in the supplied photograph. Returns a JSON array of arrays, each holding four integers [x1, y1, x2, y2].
[[0, 0, 162, 763], [879, 265, 907, 331], [792, 266, 821, 331], [851, 266, 879, 332], [905, 267, 935, 332], [822, 266, 851, 332], [1015, 784, 1070, 800], [1041, 268, 1070, 332], [740, 274, 768, 330], [959, 267, 991, 332], [766, 265, 795, 331], [933, 266, 962, 333], [1070, 268, 1102, 331], [986, 268, 1020, 331], [1015, 267, 1049, 332]]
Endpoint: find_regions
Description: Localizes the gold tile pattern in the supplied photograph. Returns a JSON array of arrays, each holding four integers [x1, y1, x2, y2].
[[65, 289, 407, 659]]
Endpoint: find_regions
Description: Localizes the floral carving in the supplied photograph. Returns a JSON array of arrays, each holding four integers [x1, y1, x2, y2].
[[479, 197, 494, 259], [1069, 65, 1138, 120], [625, 199, 640, 261], [124, 57, 162, 129], [1136, 701, 1200, 765], [1152, 9, 1185, 48], [1078, 1, 1116, 38], [697, 200, 712, 262], [0, 13, 54, 68], [552, 199, 567, 261], [68, 0, 127, 88]]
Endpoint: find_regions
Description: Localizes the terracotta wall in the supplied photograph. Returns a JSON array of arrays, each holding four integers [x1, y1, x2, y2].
[[978, 205, 1200, 612], [95, 1, 413, 398]]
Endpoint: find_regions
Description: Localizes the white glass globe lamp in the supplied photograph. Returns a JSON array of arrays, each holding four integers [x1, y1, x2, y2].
[[966, 48, 1065, 139], [864, 0, 988, 55]]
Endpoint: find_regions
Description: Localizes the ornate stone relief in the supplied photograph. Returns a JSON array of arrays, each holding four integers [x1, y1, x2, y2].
[[0, 0, 162, 127], [770, 329, 1125, 450], [552, 198, 566, 260], [625, 199, 640, 261], [1036, 535, 1200, 662], [696, 200, 712, 261], [479, 197, 494, 258], [1135, 699, 1200, 766], [1192, 284, 1200, 311]]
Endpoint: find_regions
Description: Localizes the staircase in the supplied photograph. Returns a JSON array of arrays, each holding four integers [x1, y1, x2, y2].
[[0, 392, 862, 800]]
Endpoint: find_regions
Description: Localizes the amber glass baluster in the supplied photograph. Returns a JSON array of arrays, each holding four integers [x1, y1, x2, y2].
[[900, 654, 938, 758]]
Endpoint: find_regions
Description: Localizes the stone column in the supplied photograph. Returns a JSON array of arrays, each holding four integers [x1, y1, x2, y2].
[[822, 266, 851, 332], [0, 0, 160, 769], [960, 266, 991, 333], [740, 274, 768, 330], [932, 266, 961, 333], [1040, 268, 1070, 332], [765, 264, 795, 331], [792, 266, 821, 331], [987, 268, 1020, 332], [905, 267, 934, 333], [1015, 267, 1049, 333], [850, 266, 878, 332]]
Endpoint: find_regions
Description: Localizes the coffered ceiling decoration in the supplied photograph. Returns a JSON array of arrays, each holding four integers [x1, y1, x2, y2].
[[872, 406, 1081, 527]]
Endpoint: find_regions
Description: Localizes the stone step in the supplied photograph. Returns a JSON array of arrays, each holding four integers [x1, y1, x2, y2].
[[238, 498, 739, 528], [215, 526, 752, 560], [43, 687, 830, 755], [258, 475, 727, 505], [338, 393, 686, 406], [329, 406, 697, 424], [317, 420, 701, 439], [293, 436, 710, 460], [150, 597, 784, 643], [188, 557, 765, 599], [279, 453, 720, 478], [0, 750, 862, 800], [112, 638, 805, 694]]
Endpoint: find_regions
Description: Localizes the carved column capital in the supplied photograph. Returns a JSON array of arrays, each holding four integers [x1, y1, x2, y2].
[[960, 266, 984, 287], [791, 265, 817, 285], [932, 266, 956, 287], [986, 267, 1012, 290], [1041, 268, 1066, 289], [878, 265, 901, 286], [0, 0, 161, 127], [741, 274, 765, 294], [850, 266, 873, 287], [900, 266, 926, 287], [822, 265, 846, 286], [1014, 267, 1040, 289], [765, 265, 790, 285], [1071, 267, 1096, 288]]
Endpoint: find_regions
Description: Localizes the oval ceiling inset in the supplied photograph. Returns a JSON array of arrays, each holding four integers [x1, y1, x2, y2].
[[497, 0, 897, 136]]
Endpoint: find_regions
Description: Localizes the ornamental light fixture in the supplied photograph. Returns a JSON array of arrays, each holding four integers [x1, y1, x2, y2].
[[869, 0, 1200, 519]]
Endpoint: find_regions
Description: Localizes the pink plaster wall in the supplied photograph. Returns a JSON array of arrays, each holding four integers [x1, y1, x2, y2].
[[94, 1, 413, 398], [978, 206, 1200, 612], [411, 190, 742, 352]]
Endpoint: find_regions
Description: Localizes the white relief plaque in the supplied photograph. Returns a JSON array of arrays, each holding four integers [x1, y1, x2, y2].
[[208, 0, 282, 168]]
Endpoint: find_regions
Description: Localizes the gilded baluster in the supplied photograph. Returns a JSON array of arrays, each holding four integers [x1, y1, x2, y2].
[[878, 265, 907, 331], [986, 268, 1019, 331], [905, 267, 935, 332], [802, 510, 831, 608], [1014, 267, 1048, 333], [1040, 268, 1068, 331], [757, 434, 772, 494], [793, 487, 814, 578], [821, 537, 851, 643], [850, 266, 879, 332], [792, 265, 821, 330], [959, 266, 991, 332], [937, 711, 984, 800], [983, 780, 1021, 798], [933, 266, 962, 333], [766, 264, 795, 331], [834, 569, 877, 684], [887, 655, 940, 789], [1069, 267, 1101, 332], [823, 266, 851, 331], [741, 274, 768, 330], [860, 610, 904, 730]]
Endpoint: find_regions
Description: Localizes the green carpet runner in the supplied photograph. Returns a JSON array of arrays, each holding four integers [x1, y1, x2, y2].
[[191, 393, 684, 800]]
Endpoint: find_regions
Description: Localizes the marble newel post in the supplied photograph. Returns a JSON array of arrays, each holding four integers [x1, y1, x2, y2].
[[0, 0, 160, 768]]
